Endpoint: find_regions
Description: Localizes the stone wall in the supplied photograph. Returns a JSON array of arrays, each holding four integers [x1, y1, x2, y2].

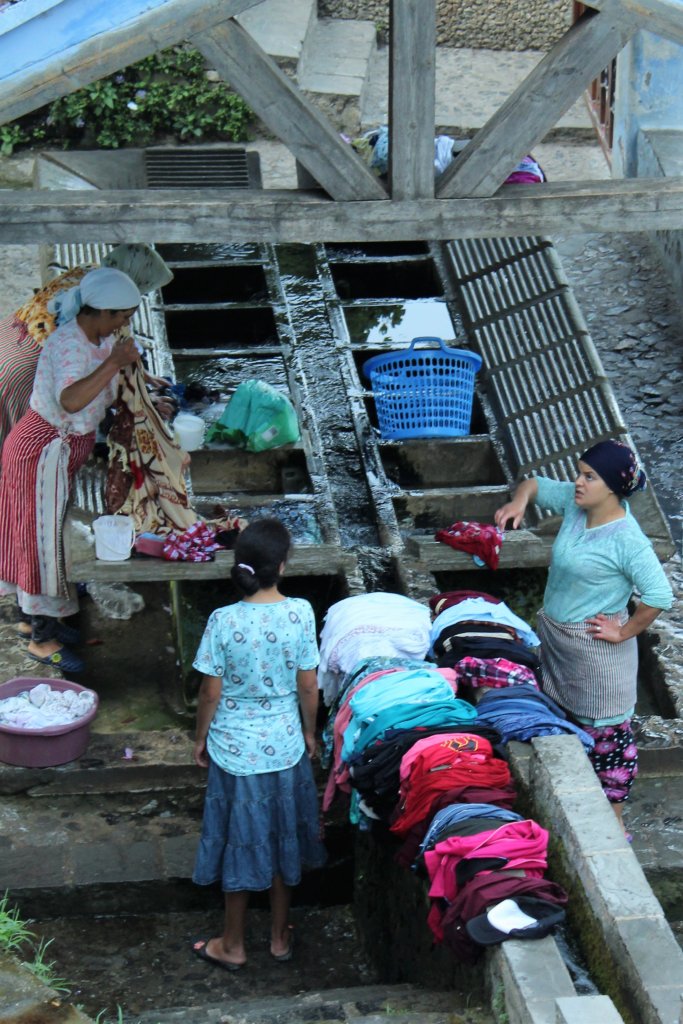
[[318, 0, 574, 51]]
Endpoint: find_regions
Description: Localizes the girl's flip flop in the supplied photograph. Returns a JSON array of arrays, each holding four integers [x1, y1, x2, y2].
[[192, 937, 245, 972], [270, 927, 294, 962]]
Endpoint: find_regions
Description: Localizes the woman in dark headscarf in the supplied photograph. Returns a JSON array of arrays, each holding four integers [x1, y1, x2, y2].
[[0, 267, 142, 673], [495, 440, 673, 832]]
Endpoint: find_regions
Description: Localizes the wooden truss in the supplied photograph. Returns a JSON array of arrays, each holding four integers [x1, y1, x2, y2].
[[0, 0, 682, 242]]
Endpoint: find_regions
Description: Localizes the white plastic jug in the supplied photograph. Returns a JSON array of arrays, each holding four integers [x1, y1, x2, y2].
[[92, 515, 135, 561], [174, 412, 205, 451]]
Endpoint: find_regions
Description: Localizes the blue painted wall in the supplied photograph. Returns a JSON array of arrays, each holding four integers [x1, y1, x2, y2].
[[0, 0, 176, 80]]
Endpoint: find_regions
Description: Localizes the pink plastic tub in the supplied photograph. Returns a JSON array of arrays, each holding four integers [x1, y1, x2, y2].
[[0, 677, 99, 768]]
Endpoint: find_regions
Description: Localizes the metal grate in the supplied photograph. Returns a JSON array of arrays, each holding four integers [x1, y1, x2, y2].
[[144, 147, 259, 189], [446, 235, 627, 480]]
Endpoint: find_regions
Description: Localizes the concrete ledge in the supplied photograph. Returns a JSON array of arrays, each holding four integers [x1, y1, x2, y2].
[[489, 936, 575, 1024], [0, 950, 93, 1024], [555, 995, 624, 1023], [526, 735, 683, 1024]]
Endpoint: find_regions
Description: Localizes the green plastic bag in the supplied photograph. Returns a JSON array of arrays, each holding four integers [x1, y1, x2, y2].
[[206, 380, 300, 452]]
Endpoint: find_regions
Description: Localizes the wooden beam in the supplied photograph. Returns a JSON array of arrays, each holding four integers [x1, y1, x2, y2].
[[68, 544, 357, 583], [389, 0, 436, 200], [2, 177, 683, 243], [586, 0, 683, 46], [438, 2, 637, 198], [0, 0, 264, 125], [193, 20, 386, 203]]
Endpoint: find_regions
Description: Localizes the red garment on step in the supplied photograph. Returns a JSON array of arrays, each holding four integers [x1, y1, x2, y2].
[[394, 782, 518, 868], [440, 871, 568, 961], [390, 742, 511, 836], [434, 521, 504, 571]]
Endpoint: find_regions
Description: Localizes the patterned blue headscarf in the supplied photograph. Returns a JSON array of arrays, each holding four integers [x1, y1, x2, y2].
[[580, 440, 646, 496]]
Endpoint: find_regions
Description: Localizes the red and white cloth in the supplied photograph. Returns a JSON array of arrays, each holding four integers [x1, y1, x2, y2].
[[0, 409, 94, 616], [435, 521, 504, 570], [162, 522, 221, 562]]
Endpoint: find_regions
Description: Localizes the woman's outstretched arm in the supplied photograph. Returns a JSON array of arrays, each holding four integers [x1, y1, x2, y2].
[[494, 477, 539, 531]]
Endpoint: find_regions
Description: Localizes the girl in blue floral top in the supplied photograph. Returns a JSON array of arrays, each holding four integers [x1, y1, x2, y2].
[[191, 518, 326, 971]]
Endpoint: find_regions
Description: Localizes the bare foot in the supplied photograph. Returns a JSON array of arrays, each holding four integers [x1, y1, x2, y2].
[[205, 937, 246, 968], [27, 639, 63, 658]]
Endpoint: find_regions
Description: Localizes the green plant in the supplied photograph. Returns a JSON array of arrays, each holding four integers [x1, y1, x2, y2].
[[3, 45, 253, 152], [95, 1008, 125, 1024], [0, 891, 33, 950], [21, 937, 70, 993], [0, 892, 71, 995]]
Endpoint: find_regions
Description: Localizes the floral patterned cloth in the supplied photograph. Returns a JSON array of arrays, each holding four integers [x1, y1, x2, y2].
[[106, 363, 198, 534], [193, 597, 319, 775], [583, 718, 638, 803]]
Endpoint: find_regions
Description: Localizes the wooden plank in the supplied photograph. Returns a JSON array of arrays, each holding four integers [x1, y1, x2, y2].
[[407, 525, 674, 566], [379, 435, 504, 488], [406, 530, 556, 568], [193, 20, 387, 202], [68, 543, 357, 583], [0, 0, 264, 125], [438, 2, 637, 198], [586, 0, 683, 46], [393, 485, 510, 527], [389, 0, 436, 200], [2, 176, 683, 243], [189, 445, 308, 494]]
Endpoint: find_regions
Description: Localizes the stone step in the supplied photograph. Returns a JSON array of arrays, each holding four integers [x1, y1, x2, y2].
[[0, 786, 203, 897], [299, 17, 378, 97], [236, 0, 317, 63], [129, 983, 466, 1024]]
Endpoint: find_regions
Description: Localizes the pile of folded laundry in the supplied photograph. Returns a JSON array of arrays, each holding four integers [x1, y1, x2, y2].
[[318, 591, 579, 960]]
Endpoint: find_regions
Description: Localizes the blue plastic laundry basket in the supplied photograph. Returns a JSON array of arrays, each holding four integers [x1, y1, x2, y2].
[[363, 337, 483, 440]]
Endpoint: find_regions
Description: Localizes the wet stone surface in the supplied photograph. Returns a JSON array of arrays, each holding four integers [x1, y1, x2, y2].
[[552, 230, 683, 543], [26, 905, 378, 1021]]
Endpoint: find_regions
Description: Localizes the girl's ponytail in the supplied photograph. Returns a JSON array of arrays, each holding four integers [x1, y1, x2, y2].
[[230, 518, 291, 594]]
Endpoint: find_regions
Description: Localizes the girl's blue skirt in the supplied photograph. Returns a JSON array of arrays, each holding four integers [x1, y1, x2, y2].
[[193, 754, 327, 892]]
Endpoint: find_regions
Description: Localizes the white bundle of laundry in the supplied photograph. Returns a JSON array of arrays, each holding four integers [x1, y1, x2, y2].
[[317, 593, 432, 706], [0, 683, 96, 729]]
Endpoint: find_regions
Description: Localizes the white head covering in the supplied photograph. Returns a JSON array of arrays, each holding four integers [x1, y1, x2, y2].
[[48, 267, 141, 325]]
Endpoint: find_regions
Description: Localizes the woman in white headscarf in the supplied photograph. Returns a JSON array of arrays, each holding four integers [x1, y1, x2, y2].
[[0, 267, 142, 673], [0, 243, 174, 458]]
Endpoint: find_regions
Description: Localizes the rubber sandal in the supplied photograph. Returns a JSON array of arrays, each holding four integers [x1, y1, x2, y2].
[[192, 937, 245, 972], [270, 927, 294, 962], [16, 622, 81, 646], [27, 647, 85, 673]]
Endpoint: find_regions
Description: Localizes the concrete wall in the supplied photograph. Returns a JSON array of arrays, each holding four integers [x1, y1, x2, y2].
[[612, 32, 683, 179], [318, 0, 573, 51], [612, 31, 683, 307]]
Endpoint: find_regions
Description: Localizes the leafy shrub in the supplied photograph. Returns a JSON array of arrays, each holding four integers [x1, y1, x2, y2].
[[2, 46, 252, 153]]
